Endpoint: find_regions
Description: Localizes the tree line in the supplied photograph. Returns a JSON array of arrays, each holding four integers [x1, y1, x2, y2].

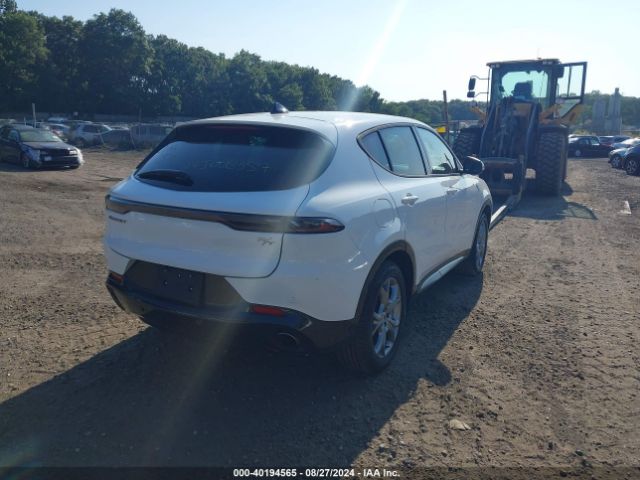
[[1, 0, 640, 128]]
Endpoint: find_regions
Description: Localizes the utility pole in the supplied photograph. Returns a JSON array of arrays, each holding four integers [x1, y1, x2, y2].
[[442, 90, 450, 143]]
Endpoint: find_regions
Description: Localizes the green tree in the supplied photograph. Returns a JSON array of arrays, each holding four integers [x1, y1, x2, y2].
[[277, 83, 304, 110], [28, 13, 83, 112], [80, 9, 151, 114], [179, 46, 230, 117], [144, 35, 190, 115], [0, 0, 17, 15], [228, 50, 271, 113], [0, 11, 46, 110], [301, 69, 336, 110]]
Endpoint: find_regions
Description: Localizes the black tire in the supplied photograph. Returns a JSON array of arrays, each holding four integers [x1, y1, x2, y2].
[[76, 138, 86, 148], [458, 212, 489, 276], [536, 130, 567, 196], [452, 126, 482, 159], [338, 261, 407, 374], [625, 156, 640, 176]]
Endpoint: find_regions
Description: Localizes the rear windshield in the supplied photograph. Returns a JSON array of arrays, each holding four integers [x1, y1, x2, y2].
[[135, 124, 335, 192]]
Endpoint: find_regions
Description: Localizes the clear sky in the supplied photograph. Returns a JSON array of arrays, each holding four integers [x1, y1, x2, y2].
[[19, 0, 640, 101]]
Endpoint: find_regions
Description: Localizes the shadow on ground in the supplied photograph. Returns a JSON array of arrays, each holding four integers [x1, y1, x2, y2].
[[505, 178, 596, 221], [0, 273, 483, 468], [0, 162, 78, 173]]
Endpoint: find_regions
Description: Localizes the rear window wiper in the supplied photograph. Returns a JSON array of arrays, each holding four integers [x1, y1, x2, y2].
[[137, 169, 194, 186]]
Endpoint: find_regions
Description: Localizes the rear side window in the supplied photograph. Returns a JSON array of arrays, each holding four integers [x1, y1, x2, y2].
[[415, 128, 458, 174], [136, 124, 335, 192], [378, 127, 425, 176], [360, 131, 390, 169]]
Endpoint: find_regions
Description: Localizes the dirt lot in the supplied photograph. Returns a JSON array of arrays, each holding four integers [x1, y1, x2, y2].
[[0, 150, 638, 477]]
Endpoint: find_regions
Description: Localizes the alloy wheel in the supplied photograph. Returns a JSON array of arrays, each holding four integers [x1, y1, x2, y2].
[[371, 277, 402, 358], [612, 156, 620, 168]]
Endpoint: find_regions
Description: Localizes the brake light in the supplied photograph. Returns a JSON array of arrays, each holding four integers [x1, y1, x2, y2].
[[108, 271, 124, 285], [284, 217, 344, 234], [250, 305, 286, 317]]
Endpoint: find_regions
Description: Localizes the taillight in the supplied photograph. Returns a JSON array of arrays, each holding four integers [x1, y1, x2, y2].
[[249, 305, 286, 317], [108, 271, 124, 285], [285, 217, 344, 233], [105, 195, 344, 234]]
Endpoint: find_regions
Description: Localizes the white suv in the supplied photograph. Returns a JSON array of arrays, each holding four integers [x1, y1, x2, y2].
[[104, 110, 492, 373], [70, 123, 112, 147]]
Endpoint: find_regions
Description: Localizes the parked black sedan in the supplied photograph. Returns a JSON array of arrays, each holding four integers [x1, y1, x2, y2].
[[568, 135, 613, 158], [0, 124, 83, 169]]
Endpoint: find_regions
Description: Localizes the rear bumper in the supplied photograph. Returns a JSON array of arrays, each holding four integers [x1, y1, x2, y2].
[[106, 277, 357, 349]]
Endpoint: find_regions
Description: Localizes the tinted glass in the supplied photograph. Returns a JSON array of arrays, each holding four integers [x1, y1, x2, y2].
[[416, 128, 457, 173], [378, 127, 425, 176], [360, 131, 390, 169], [494, 69, 549, 106], [136, 124, 335, 192]]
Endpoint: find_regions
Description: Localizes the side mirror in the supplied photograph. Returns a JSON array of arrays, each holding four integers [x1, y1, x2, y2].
[[462, 155, 484, 175], [468, 77, 477, 91]]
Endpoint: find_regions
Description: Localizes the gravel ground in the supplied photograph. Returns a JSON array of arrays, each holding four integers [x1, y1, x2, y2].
[[0, 150, 638, 478]]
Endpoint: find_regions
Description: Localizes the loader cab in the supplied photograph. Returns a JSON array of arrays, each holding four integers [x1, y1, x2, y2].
[[468, 59, 587, 123]]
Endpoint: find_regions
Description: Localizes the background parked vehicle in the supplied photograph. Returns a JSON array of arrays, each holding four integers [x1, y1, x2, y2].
[[43, 123, 71, 140], [621, 144, 640, 175], [47, 116, 68, 123], [611, 137, 640, 150], [0, 124, 83, 169], [599, 135, 630, 146], [129, 123, 173, 148], [69, 123, 112, 147], [568, 135, 613, 157], [609, 138, 640, 169], [100, 128, 134, 149]]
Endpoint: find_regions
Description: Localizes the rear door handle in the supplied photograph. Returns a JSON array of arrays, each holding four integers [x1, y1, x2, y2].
[[401, 194, 419, 206]]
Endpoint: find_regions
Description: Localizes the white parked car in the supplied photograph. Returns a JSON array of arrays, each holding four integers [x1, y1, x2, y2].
[[69, 123, 111, 147], [104, 110, 492, 373]]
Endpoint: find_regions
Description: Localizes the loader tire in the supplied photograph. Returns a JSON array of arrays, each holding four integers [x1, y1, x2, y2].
[[536, 131, 566, 196], [452, 126, 482, 159]]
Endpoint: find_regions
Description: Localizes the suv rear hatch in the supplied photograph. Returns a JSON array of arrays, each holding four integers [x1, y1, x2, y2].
[[105, 123, 336, 278]]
